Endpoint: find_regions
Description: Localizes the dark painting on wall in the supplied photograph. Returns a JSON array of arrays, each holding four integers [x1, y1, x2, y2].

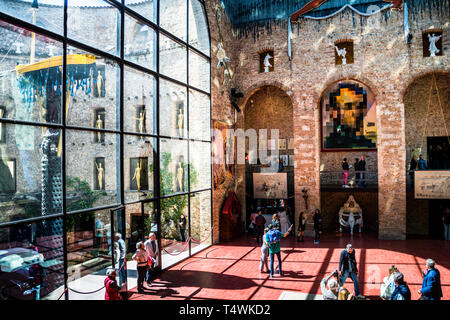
[[321, 80, 377, 150]]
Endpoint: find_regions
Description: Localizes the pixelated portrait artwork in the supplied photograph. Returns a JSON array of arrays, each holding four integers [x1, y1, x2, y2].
[[321, 80, 377, 150]]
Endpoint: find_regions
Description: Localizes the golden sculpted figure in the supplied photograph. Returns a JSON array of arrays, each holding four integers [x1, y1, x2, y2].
[[95, 161, 104, 190], [95, 114, 103, 142], [135, 111, 145, 138], [97, 70, 103, 97], [176, 162, 184, 192], [132, 159, 143, 190], [177, 108, 184, 137]]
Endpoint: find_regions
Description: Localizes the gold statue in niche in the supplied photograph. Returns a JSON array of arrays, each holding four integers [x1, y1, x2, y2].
[[132, 159, 143, 190], [95, 114, 103, 142], [135, 111, 145, 138], [97, 70, 103, 98], [176, 162, 184, 192], [95, 161, 104, 190], [177, 107, 184, 137]]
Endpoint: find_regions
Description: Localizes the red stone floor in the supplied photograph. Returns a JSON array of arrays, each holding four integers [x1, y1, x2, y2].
[[128, 232, 450, 300]]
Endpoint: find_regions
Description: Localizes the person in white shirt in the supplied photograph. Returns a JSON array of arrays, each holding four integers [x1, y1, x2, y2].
[[132, 241, 148, 293], [144, 233, 159, 285], [320, 271, 339, 300]]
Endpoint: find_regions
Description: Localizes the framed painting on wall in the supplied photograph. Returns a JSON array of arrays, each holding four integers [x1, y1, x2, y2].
[[253, 173, 287, 199], [212, 120, 235, 189], [414, 170, 450, 199]]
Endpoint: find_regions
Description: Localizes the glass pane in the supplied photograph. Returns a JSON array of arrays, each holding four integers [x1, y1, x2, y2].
[[67, 0, 120, 56], [0, 218, 64, 300], [124, 14, 156, 70], [65, 130, 120, 211], [188, 89, 210, 141], [124, 67, 155, 135], [190, 191, 212, 255], [124, 135, 155, 203], [66, 46, 120, 131], [125, 0, 157, 23], [0, 20, 63, 125], [189, 141, 211, 192], [112, 208, 126, 287], [189, 50, 210, 92], [66, 209, 113, 300], [0, 123, 62, 222], [159, 79, 187, 138], [143, 202, 157, 236], [159, 0, 186, 41], [0, 1, 64, 35], [159, 35, 186, 83], [160, 138, 188, 197], [188, 0, 210, 56], [160, 195, 189, 269]]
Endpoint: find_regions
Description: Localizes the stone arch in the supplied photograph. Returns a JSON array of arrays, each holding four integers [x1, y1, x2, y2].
[[400, 69, 450, 101], [240, 80, 293, 112]]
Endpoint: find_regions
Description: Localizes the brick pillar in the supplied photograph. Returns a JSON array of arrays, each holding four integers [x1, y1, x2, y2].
[[293, 92, 321, 233], [377, 91, 407, 240]]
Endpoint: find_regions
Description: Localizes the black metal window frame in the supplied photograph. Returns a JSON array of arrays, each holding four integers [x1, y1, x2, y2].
[[0, 0, 213, 299]]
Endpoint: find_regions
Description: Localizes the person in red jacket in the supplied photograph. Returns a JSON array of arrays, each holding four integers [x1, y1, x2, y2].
[[105, 268, 121, 300]]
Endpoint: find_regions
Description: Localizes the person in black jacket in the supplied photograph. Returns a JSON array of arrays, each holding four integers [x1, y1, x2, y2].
[[358, 156, 366, 187], [342, 158, 349, 187], [390, 272, 411, 300], [313, 209, 322, 244], [338, 244, 363, 298]]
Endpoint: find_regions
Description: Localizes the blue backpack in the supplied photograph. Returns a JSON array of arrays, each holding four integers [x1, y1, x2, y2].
[[266, 229, 281, 243]]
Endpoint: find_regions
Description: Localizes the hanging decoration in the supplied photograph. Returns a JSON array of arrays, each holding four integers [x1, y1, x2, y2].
[[403, 1, 411, 44], [214, 2, 233, 93]]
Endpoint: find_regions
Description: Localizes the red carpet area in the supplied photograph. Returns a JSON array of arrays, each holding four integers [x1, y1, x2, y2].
[[128, 233, 449, 300]]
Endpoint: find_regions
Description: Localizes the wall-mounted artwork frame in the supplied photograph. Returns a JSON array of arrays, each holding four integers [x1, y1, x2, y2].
[[414, 170, 450, 199]]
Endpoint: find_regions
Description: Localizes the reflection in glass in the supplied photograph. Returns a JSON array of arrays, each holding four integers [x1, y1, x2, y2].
[[160, 139, 187, 196], [143, 202, 157, 237], [124, 135, 154, 203], [66, 130, 120, 211], [0, 21, 63, 125], [189, 141, 211, 192], [159, 35, 187, 83], [66, 47, 120, 131], [159, 80, 187, 138], [67, 0, 120, 56], [190, 191, 212, 255], [124, 67, 155, 135], [0, 218, 64, 300], [66, 209, 112, 299], [0, 0, 64, 35], [125, 0, 157, 23], [189, 50, 210, 93], [124, 14, 156, 70], [160, 195, 189, 269], [189, 89, 210, 141], [160, 0, 186, 41], [0, 123, 62, 222], [188, 0, 210, 56]]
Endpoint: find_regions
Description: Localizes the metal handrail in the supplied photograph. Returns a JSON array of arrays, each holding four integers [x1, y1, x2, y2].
[[320, 170, 378, 185]]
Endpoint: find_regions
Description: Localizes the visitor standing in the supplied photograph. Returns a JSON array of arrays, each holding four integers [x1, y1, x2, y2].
[[338, 244, 363, 298], [418, 155, 428, 170], [419, 258, 443, 300], [390, 272, 411, 300], [278, 207, 290, 234], [271, 213, 281, 231], [255, 210, 266, 244], [313, 209, 322, 244], [442, 207, 450, 241], [114, 233, 127, 287], [144, 233, 159, 286], [132, 241, 148, 293], [104, 268, 121, 300], [342, 158, 349, 187], [179, 214, 187, 242], [380, 265, 399, 300], [297, 211, 306, 242], [359, 155, 366, 187], [266, 224, 293, 278], [259, 228, 270, 273]]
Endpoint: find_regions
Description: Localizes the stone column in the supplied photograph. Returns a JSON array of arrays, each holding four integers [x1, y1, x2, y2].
[[377, 90, 407, 240]]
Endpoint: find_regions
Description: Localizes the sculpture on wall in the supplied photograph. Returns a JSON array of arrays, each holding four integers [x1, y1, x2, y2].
[[263, 52, 273, 72], [428, 33, 442, 57], [338, 195, 363, 234], [132, 159, 142, 191], [95, 114, 103, 142], [176, 161, 184, 192], [334, 45, 347, 65], [95, 161, 104, 190], [177, 107, 184, 137], [135, 110, 145, 138]]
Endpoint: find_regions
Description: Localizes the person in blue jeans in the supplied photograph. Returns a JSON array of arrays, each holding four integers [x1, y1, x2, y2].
[[418, 258, 443, 300], [266, 224, 292, 278], [338, 244, 364, 298]]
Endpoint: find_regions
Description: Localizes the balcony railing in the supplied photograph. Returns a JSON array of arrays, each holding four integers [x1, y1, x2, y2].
[[320, 170, 378, 188]]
